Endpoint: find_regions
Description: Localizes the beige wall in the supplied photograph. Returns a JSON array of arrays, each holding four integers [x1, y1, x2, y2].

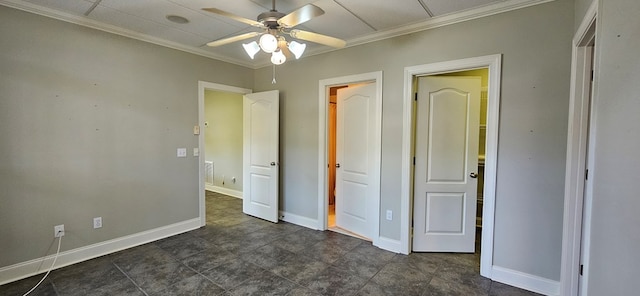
[[254, 0, 573, 281], [204, 90, 243, 192], [0, 6, 252, 267]]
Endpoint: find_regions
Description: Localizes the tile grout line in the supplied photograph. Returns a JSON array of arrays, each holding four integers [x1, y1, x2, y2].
[[111, 260, 149, 296]]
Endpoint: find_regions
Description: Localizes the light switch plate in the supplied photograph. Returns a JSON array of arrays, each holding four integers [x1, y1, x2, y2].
[[193, 148, 199, 157], [177, 148, 187, 157]]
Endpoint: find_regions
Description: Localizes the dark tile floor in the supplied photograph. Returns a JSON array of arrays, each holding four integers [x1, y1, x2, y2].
[[1, 191, 541, 296]]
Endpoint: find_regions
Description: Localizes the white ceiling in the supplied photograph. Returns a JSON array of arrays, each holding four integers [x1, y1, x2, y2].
[[1, 0, 549, 68]]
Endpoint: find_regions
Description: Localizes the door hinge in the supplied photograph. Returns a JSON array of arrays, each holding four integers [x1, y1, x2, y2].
[[414, 93, 418, 101], [411, 219, 414, 227], [579, 264, 584, 276], [590, 70, 594, 81], [585, 169, 589, 180], [413, 156, 416, 165]]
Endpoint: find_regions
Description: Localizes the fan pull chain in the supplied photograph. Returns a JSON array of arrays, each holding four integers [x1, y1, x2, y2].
[[272, 65, 277, 84]]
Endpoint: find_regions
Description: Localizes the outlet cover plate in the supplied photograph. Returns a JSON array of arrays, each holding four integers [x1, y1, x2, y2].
[[93, 217, 102, 229], [54, 224, 65, 237]]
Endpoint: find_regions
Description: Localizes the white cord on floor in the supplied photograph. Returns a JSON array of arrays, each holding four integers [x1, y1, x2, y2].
[[23, 235, 62, 296]]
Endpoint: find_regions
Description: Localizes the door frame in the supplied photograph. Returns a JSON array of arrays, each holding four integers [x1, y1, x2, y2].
[[401, 54, 502, 278], [560, 1, 597, 295], [198, 81, 252, 227], [317, 71, 383, 246]]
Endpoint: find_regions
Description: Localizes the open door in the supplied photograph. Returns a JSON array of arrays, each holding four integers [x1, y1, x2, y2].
[[243, 90, 279, 223], [335, 83, 377, 239], [413, 76, 480, 252]]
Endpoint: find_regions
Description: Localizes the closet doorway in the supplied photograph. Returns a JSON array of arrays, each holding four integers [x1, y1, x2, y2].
[[400, 55, 502, 277], [327, 83, 377, 240], [318, 71, 382, 247]]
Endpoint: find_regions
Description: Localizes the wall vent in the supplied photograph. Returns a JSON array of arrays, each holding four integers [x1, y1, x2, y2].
[[205, 161, 214, 185]]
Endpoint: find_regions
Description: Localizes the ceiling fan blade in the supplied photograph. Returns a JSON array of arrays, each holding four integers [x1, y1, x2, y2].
[[202, 8, 264, 28], [289, 29, 346, 48], [277, 4, 324, 28], [206, 32, 260, 47]]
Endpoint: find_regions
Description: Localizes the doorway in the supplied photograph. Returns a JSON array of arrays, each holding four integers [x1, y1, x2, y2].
[[203, 89, 244, 199], [197, 82, 252, 226], [401, 55, 502, 278], [326, 85, 346, 231], [317, 71, 382, 247], [327, 83, 376, 241]]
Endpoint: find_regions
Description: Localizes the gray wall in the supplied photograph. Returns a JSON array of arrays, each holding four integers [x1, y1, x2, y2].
[[585, 0, 640, 294], [204, 90, 243, 191], [254, 0, 573, 281], [574, 0, 594, 30], [0, 6, 252, 267]]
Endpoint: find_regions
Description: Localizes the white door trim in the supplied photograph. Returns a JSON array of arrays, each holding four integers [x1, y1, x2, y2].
[[197, 81, 252, 227], [401, 55, 502, 278], [318, 71, 383, 246], [560, 2, 597, 295]]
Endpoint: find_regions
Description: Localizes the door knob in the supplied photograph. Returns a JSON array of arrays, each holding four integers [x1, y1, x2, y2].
[[469, 172, 478, 178], [336, 163, 341, 168], [270, 162, 276, 166]]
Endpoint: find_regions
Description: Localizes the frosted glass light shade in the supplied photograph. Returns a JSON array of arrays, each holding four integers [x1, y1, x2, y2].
[[271, 49, 286, 65], [242, 41, 260, 59], [288, 41, 306, 59], [259, 34, 278, 53]]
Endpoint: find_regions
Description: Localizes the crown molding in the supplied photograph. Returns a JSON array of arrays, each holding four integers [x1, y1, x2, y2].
[[1, 0, 554, 70]]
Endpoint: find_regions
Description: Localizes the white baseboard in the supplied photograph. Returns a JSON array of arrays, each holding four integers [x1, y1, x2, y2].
[[278, 211, 319, 230], [492, 266, 560, 296], [375, 236, 402, 254], [0, 218, 201, 285], [206, 185, 242, 199]]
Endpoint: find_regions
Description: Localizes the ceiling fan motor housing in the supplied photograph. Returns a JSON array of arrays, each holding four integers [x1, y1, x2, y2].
[[258, 11, 286, 28]]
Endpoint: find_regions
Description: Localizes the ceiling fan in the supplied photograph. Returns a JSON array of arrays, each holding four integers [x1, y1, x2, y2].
[[202, 0, 346, 65]]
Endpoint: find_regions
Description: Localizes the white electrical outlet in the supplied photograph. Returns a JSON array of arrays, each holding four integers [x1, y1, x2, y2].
[[386, 210, 393, 221], [93, 217, 102, 229], [232, 177, 236, 183], [54, 224, 65, 237]]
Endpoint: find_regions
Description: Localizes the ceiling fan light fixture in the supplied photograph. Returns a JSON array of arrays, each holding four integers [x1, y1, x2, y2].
[[288, 41, 306, 59], [259, 33, 278, 53], [271, 49, 286, 65], [242, 41, 260, 59]]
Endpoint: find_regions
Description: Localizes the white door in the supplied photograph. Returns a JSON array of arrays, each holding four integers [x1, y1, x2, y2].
[[243, 90, 279, 223], [335, 83, 377, 238], [413, 76, 481, 252]]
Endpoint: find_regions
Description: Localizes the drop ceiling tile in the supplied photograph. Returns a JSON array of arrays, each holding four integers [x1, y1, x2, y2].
[[97, 0, 242, 41], [87, 5, 210, 47], [422, 0, 501, 16], [301, 0, 375, 40], [167, 0, 269, 25], [334, 0, 431, 31], [23, 0, 95, 15]]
